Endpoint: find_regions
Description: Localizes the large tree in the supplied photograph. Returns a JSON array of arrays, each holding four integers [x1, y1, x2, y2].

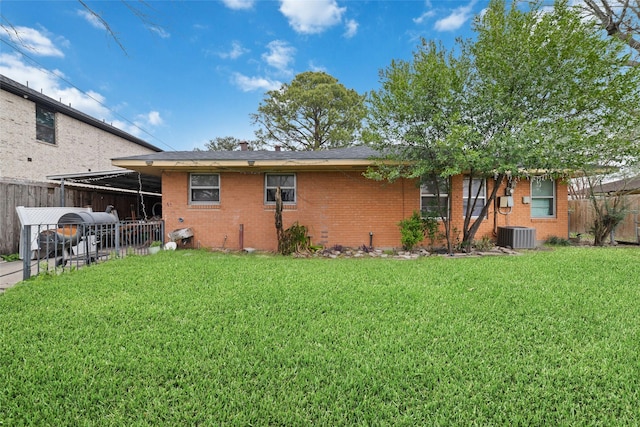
[[252, 71, 366, 151], [581, 0, 640, 66], [366, 0, 640, 249]]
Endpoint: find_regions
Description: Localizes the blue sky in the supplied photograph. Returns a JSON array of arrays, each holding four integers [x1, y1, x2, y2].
[[1, 0, 487, 151]]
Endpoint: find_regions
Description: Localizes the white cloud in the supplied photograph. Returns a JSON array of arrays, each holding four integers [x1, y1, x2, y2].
[[221, 0, 255, 10], [111, 119, 143, 137], [0, 53, 110, 119], [148, 26, 171, 39], [232, 73, 282, 92], [1, 26, 64, 57], [344, 19, 358, 38], [77, 9, 106, 30], [146, 111, 164, 126], [0, 53, 161, 137], [279, 0, 346, 34], [413, 10, 436, 24], [262, 40, 296, 74], [434, 2, 476, 32], [218, 41, 249, 59], [308, 61, 327, 72]]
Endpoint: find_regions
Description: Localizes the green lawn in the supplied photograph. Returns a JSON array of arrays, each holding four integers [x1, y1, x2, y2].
[[1, 247, 639, 425]]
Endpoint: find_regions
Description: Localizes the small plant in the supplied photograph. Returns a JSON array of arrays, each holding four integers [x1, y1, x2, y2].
[[422, 215, 439, 246], [39, 261, 49, 273], [1, 253, 20, 262], [473, 236, 494, 251], [278, 222, 310, 255], [359, 244, 372, 253], [546, 236, 571, 246], [150, 241, 163, 247], [398, 211, 427, 251]]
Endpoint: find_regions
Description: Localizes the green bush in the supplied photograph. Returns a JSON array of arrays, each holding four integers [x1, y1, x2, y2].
[[473, 236, 494, 251], [278, 222, 310, 255], [1, 253, 20, 262], [546, 236, 571, 246], [398, 211, 427, 251]]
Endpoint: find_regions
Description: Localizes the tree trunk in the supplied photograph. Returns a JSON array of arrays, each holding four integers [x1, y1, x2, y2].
[[275, 187, 285, 253], [463, 174, 504, 252]]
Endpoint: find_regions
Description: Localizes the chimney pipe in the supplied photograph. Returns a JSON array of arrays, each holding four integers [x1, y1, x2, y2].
[[239, 141, 248, 151]]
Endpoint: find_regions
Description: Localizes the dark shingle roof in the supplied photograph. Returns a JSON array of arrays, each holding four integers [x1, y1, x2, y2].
[[113, 145, 379, 162]]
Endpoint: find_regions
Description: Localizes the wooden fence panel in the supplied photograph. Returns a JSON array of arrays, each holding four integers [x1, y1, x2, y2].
[[569, 195, 640, 243]]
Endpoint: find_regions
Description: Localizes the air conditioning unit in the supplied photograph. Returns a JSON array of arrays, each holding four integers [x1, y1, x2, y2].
[[497, 226, 536, 249]]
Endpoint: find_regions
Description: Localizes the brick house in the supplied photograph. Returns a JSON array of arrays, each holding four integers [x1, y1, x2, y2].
[[112, 145, 568, 251], [0, 74, 162, 254]]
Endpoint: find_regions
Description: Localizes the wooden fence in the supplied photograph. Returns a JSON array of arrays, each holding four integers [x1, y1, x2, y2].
[[0, 180, 160, 255], [569, 195, 640, 243]]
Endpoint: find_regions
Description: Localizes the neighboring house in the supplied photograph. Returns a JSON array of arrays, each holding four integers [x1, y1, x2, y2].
[[593, 175, 640, 196], [112, 145, 569, 251], [0, 74, 162, 254]]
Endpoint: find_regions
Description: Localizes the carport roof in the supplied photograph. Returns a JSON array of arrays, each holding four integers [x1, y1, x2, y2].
[[47, 170, 161, 195]]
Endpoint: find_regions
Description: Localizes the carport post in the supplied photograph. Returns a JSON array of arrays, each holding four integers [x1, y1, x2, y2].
[[22, 225, 31, 281], [60, 178, 65, 207]]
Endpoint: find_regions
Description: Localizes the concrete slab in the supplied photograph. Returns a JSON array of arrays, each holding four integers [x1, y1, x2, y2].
[[0, 260, 27, 292]]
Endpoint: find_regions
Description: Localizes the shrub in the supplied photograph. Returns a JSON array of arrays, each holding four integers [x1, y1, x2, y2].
[[422, 215, 439, 246], [1, 253, 20, 262], [398, 211, 427, 251], [473, 236, 494, 251], [278, 222, 310, 255], [546, 236, 571, 246]]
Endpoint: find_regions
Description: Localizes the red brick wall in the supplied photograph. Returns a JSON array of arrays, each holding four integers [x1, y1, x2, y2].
[[447, 175, 569, 244], [161, 170, 568, 251]]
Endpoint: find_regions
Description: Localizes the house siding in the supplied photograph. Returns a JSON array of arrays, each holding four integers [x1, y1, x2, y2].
[[0, 89, 157, 182], [162, 170, 569, 251]]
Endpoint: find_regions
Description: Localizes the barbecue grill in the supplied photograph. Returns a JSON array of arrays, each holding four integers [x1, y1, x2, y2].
[[38, 206, 119, 265]]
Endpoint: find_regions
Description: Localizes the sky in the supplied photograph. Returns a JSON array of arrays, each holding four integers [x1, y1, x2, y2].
[[0, 0, 488, 151]]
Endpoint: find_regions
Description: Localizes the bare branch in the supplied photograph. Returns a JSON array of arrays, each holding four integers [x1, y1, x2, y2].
[[78, 0, 128, 55], [582, 0, 640, 66]]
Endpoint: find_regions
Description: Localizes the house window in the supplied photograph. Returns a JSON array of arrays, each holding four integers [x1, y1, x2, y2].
[[531, 179, 555, 217], [36, 105, 55, 144], [265, 173, 296, 204], [463, 176, 486, 217], [421, 177, 449, 218], [189, 173, 220, 204]]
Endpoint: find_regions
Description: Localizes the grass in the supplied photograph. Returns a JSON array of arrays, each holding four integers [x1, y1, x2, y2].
[[1, 247, 639, 425]]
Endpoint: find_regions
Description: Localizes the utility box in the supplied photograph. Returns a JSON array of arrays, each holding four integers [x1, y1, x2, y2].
[[497, 226, 536, 249]]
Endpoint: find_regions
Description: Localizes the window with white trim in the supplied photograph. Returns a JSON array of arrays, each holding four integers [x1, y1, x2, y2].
[[265, 173, 296, 204], [420, 177, 449, 218], [36, 105, 56, 144], [189, 173, 220, 204], [463, 176, 486, 217], [531, 178, 555, 217]]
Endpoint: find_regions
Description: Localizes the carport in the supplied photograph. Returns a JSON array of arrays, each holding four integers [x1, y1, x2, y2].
[[47, 169, 162, 219]]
